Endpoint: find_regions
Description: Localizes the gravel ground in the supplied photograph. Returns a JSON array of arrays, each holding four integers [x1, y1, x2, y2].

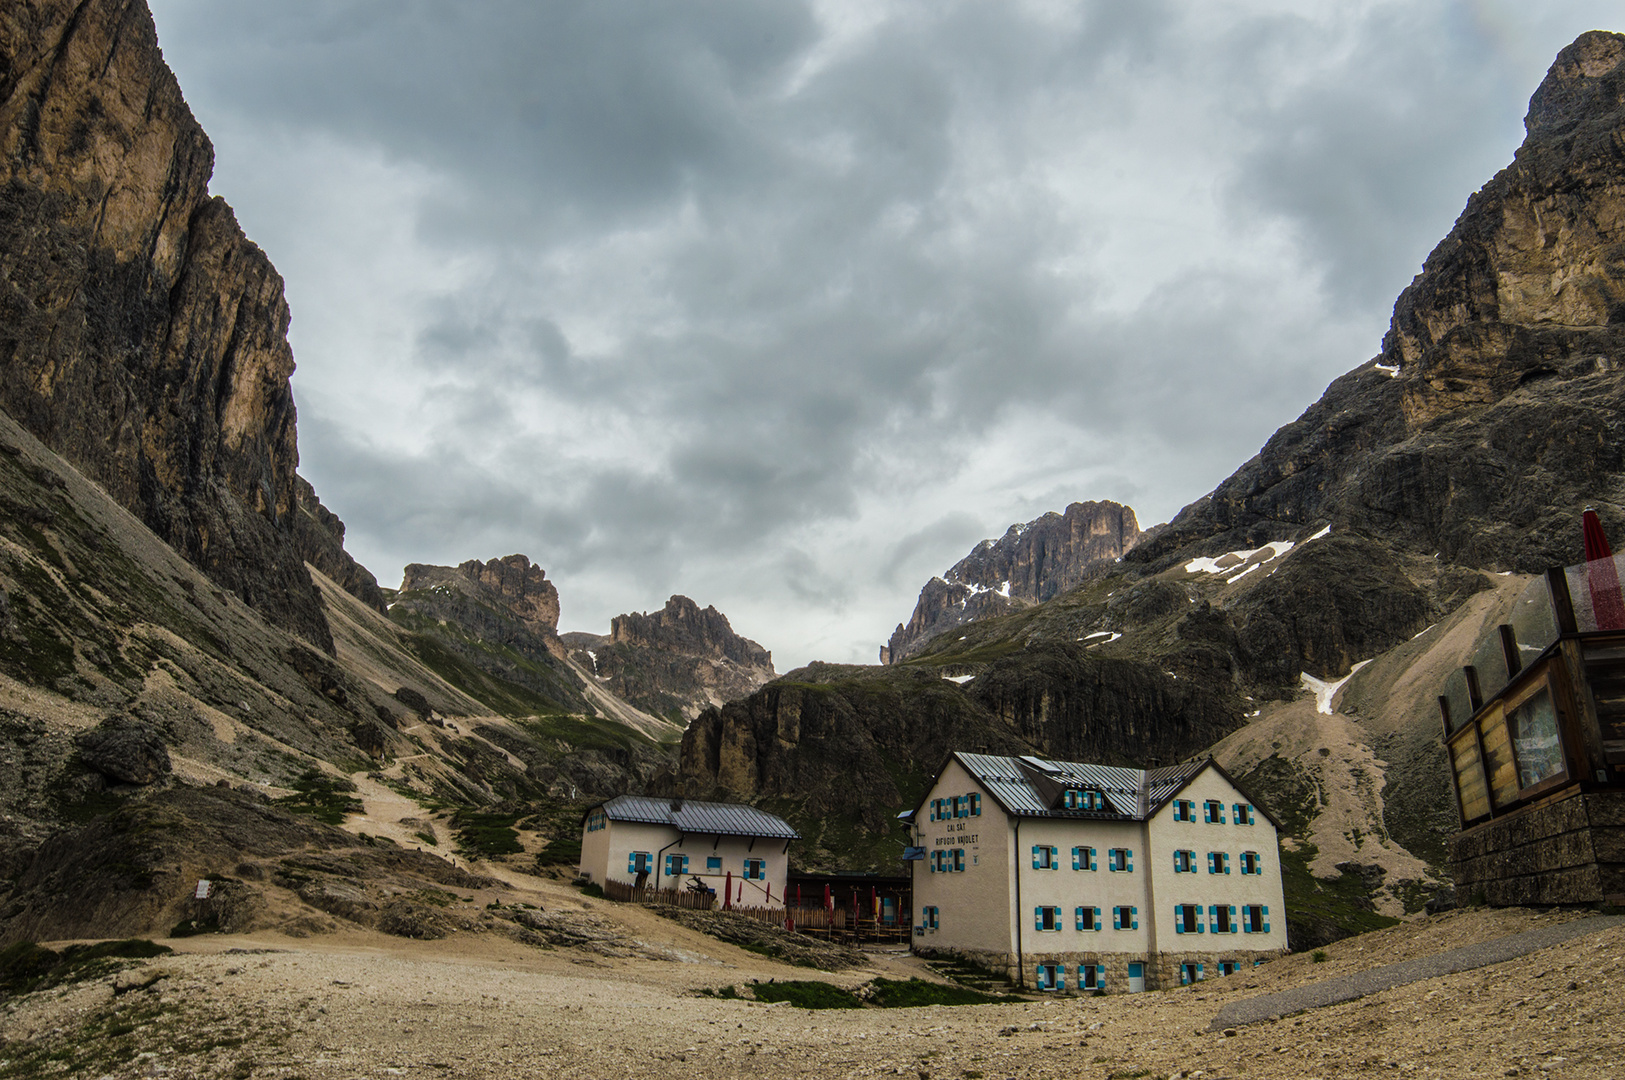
[[3, 901, 1623, 1079]]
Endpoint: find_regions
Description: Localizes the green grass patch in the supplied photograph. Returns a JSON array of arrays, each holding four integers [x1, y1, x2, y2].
[[867, 977, 1009, 1007], [275, 770, 363, 825], [696, 984, 742, 999], [0, 939, 170, 999], [520, 713, 654, 756], [750, 980, 863, 1009], [452, 809, 524, 857], [1279, 843, 1400, 948]]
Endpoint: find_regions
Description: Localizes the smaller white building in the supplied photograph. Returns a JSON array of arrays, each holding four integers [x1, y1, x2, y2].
[[579, 794, 799, 907]]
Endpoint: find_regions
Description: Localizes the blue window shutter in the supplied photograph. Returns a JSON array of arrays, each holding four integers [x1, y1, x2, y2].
[[1088, 846, 1096, 870], [1242, 907, 1252, 933], [1229, 904, 1237, 933], [1197, 962, 1205, 979], [1131, 906, 1139, 930], [1035, 907, 1043, 931], [1224, 853, 1231, 875], [1093, 906, 1101, 930], [1032, 845, 1041, 870], [1126, 850, 1133, 873], [1196, 904, 1205, 933], [1174, 905, 1184, 934], [1263, 905, 1271, 934], [1075, 905, 1083, 930], [1057, 969, 1066, 991], [1072, 847, 1080, 871], [1113, 907, 1121, 930]]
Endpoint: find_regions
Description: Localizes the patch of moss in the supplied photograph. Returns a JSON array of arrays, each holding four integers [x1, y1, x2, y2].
[[452, 809, 524, 856], [275, 770, 363, 826], [866, 977, 1009, 1007], [1278, 842, 1400, 949], [750, 980, 863, 1009], [0, 939, 170, 999]]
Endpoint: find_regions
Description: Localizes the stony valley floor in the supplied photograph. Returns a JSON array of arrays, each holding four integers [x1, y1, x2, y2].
[[2, 894, 1622, 1080]]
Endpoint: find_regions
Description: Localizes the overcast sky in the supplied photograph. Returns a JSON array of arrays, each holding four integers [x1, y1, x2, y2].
[[145, 0, 1619, 669]]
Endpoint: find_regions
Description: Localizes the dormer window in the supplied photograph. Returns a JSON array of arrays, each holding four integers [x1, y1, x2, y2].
[[1061, 788, 1106, 811]]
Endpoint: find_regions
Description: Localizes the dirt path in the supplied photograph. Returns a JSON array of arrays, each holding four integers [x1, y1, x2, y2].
[[1211, 913, 1625, 1029]]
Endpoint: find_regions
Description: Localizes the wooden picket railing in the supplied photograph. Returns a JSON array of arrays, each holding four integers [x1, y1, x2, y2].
[[600, 880, 909, 942]]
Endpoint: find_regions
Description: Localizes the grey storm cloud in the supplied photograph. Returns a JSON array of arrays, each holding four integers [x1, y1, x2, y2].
[[146, 0, 1623, 666]]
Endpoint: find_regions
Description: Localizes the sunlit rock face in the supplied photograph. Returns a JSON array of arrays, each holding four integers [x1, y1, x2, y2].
[[0, 0, 374, 650], [884, 501, 1144, 663]]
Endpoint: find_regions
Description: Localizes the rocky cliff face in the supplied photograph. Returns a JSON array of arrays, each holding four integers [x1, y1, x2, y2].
[[884, 501, 1143, 663], [0, 0, 371, 649], [1130, 30, 1625, 578], [390, 555, 586, 714], [292, 476, 387, 614], [401, 555, 562, 639], [562, 595, 775, 722]]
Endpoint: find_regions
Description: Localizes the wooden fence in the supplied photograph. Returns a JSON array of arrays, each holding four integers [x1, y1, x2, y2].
[[600, 880, 908, 941]]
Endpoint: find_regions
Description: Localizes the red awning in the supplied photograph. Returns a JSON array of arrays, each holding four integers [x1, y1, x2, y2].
[[1583, 509, 1625, 631]]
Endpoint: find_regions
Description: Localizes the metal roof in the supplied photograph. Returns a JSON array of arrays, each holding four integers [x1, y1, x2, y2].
[[597, 794, 800, 840], [951, 752, 1208, 821]]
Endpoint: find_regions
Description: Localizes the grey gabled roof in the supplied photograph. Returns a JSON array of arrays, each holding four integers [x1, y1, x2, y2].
[[595, 794, 799, 840], [950, 752, 1210, 822]]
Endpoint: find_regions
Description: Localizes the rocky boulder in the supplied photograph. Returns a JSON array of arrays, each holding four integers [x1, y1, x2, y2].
[[75, 715, 171, 785]]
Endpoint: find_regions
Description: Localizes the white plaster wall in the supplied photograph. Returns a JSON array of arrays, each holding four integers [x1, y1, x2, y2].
[[1017, 817, 1149, 959], [578, 807, 613, 883], [912, 760, 1009, 953], [598, 820, 681, 887], [1145, 768, 1288, 953], [664, 832, 793, 906]]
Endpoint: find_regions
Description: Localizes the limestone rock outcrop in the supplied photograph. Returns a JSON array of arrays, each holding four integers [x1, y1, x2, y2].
[[884, 501, 1144, 662], [75, 715, 170, 786], [1130, 30, 1625, 577], [391, 555, 584, 714], [562, 595, 775, 721], [0, 0, 385, 650], [401, 555, 561, 638]]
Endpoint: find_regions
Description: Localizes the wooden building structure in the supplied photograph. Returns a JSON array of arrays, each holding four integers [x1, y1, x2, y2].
[[1441, 555, 1625, 906]]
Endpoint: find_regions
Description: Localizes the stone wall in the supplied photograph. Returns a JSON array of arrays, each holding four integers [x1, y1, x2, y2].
[[1451, 790, 1625, 906], [918, 945, 1285, 994]]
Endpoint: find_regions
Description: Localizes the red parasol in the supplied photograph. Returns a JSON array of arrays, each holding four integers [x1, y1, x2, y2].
[[1583, 508, 1625, 630], [723, 870, 732, 911]]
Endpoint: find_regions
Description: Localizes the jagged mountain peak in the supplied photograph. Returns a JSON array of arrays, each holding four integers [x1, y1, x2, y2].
[[883, 499, 1144, 663]]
